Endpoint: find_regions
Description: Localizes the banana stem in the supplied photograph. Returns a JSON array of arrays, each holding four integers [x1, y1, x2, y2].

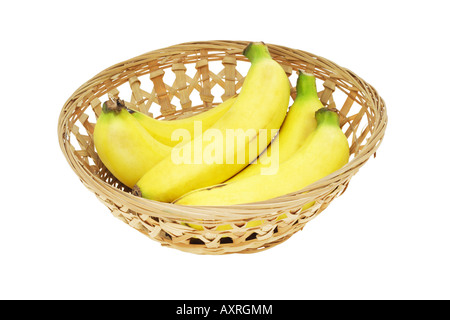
[[315, 108, 340, 127], [295, 71, 319, 99], [243, 42, 272, 62]]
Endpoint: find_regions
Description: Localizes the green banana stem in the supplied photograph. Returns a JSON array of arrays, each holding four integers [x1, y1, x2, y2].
[[315, 108, 340, 127], [296, 71, 319, 99], [102, 98, 126, 114], [243, 42, 271, 62]]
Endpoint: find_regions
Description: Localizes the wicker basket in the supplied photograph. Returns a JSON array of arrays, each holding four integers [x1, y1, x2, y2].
[[58, 40, 387, 255]]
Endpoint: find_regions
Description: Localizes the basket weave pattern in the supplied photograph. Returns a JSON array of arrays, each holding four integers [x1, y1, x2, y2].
[[58, 41, 387, 254]]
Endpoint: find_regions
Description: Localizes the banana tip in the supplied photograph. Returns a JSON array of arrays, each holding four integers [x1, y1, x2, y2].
[[103, 98, 126, 113], [132, 185, 142, 197]]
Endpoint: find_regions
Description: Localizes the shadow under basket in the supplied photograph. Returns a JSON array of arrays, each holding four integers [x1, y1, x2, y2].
[[58, 40, 387, 255]]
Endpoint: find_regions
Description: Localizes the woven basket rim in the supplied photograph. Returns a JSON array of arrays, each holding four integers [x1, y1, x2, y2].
[[58, 40, 387, 222]]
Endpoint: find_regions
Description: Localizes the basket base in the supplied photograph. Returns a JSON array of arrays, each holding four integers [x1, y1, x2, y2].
[[155, 223, 305, 255]]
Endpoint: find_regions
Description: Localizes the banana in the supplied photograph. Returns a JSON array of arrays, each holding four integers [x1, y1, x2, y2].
[[131, 96, 237, 147], [175, 108, 349, 206], [93, 99, 171, 188], [133, 42, 291, 202], [228, 71, 324, 181]]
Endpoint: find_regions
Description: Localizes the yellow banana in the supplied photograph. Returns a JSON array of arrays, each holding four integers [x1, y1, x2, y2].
[[228, 71, 324, 181], [175, 108, 349, 206], [93, 99, 171, 188], [131, 96, 237, 147], [190, 72, 322, 230], [133, 42, 291, 202]]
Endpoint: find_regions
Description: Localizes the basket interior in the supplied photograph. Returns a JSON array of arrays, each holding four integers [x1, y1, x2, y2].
[[58, 41, 386, 254]]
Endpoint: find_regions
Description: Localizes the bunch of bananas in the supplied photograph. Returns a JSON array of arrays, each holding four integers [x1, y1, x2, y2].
[[93, 42, 350, 213]]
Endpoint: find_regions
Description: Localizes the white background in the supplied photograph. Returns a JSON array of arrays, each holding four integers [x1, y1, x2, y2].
[[1, 0, 449, 300]]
